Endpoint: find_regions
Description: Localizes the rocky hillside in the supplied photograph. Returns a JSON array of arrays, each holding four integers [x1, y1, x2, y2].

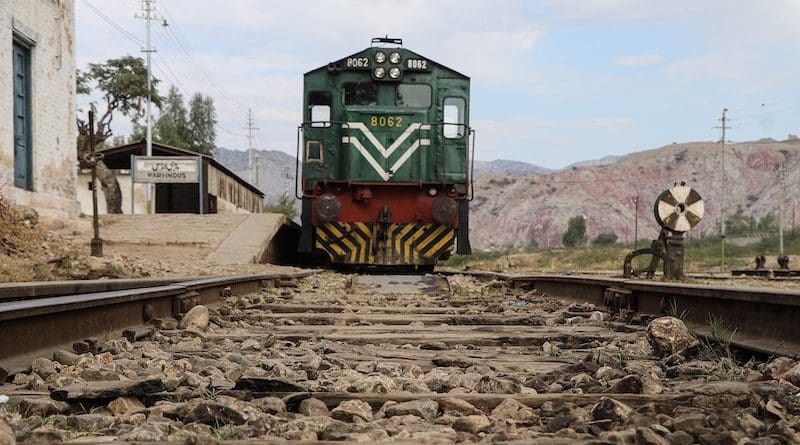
[[471, 138, 800, 249], [473, 159, 550, 177], [215, 147, 297, 209]]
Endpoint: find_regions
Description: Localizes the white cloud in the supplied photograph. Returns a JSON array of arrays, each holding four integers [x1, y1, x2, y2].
[[614, 54, 663, 67], [664, 53, 749, 81]]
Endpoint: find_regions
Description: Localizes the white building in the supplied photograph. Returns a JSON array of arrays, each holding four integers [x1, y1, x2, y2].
[[0, 0, 78, 218]]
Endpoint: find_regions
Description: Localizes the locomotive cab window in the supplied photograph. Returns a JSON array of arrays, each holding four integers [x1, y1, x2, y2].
[[443, 97, 466, 138], [343, 82, 377, 106], [396, 84, 431, 108], [308, 91, 332, 127]]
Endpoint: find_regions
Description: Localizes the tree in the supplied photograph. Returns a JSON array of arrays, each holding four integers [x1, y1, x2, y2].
[[593, 232, 618, 245], [76, 56, 162, 213], [187, 93, 217, 155], [154, 86, 190, 147], [757, 213, 777, 233], [562, 215, 588, 247], [725, 207, 754, 236], [263, 193, 297, 219]]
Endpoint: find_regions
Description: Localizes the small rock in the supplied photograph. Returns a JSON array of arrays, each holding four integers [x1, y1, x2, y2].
[[591, 397, 633, 423], [453, 414, 491, 434], [18, 398, 71, 417], [385, 399, 439, 421], [636, 426, 669, 445], [475, 375, 524, 394], [438, 397, 482, 416], [646, 317, 699, 357], [595, 366, 618, 381], [299, 397, 330, 417], [780, 362, 800, 386], [179, 399, 247, 425], [331, 400, 373, 423], [665, 430, 694, 445], [737, 412, 765, 436], [107, 396, 145, 415], [698, 430, 739, 445], [672, 413, 707, 432], [542, 341, 561, 356], [52, 349, 80, 366], [610, 374, 644, 394], [252, 396, 286, 414], [420, 342, 448, 350], [178, 305, 210, 330], [31, 358, 57, 378], [150, 317, 178, 330]]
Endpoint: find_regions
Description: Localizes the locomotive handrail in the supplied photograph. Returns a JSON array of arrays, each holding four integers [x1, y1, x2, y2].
[[469, 128, 476, 201], [295, 125, 302, 199]]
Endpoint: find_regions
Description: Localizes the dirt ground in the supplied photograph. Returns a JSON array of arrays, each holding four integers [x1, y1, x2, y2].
[[0, 200, 298, 282]]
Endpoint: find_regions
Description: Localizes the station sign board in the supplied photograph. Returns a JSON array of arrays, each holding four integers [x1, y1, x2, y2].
[[132, 156, 200, 183]]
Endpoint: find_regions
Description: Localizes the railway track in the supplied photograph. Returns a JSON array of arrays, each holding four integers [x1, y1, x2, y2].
[[1, 271, 800, 443]]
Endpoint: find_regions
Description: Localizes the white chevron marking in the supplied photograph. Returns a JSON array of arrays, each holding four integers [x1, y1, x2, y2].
[[345, 122, 423, 157], [347, 137, 390, 181], [343, 121, 430, 181]]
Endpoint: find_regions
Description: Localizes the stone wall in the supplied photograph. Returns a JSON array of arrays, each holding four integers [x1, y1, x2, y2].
[[0, 0, 78, 219]]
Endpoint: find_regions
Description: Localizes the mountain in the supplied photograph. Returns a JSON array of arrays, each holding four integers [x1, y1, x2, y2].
[[562, 154, 621, 170], [214, 147, 297, 209], [473, 159, 550, 176], [470, 137, 800, 249]]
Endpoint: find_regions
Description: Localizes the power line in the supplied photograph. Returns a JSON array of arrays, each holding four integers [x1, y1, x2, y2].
[[79, 0, 143, 45], [156, 1, 247, 120]]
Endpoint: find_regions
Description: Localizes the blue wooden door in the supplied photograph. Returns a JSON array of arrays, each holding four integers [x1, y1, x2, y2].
[[13, 41, 32, 190]]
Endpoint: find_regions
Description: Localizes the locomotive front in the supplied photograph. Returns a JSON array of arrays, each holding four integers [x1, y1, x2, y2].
[[297, 38, 472, 268]]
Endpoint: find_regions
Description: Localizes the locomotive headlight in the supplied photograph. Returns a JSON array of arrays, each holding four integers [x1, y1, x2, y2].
[[374, 51, 386, 63], [316, 194, 341, 222], [389, 52, 401, 64], [428, 188, 438, 197], [389, 67, 401, 79], [374, 67, 386, 79]]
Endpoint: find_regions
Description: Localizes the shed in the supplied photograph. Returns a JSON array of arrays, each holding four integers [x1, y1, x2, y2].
[[77, 141, 263, 215]]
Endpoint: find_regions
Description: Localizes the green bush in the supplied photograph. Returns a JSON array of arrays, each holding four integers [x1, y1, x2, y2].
[[593, 232, 618, 245], [562, 215, 587, 247]]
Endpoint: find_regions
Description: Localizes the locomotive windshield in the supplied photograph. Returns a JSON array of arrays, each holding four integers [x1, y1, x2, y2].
[[396, 84, 431, 108], [343, 82, 377, 106]]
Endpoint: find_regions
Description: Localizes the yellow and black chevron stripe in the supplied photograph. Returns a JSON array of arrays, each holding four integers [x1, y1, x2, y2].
[[315, 222, 454, 266]]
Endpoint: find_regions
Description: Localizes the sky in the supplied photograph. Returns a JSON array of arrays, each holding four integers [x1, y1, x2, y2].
[[75, 0, 800, 169]]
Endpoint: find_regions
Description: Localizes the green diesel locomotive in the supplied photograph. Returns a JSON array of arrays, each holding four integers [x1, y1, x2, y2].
[[296, 37, 473, 268]]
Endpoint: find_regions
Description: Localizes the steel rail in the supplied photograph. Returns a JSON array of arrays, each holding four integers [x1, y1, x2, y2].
[[0, 271, 317, 364], [458, 271, 800, 358]]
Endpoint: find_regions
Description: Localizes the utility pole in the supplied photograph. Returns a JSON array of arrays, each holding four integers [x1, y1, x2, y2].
[[780, 161, 785, 256], [633, 195, 639, 249], [243, 108, 259, 183], [136, 0, 160, 213], [713, 108, 731, 274], [254, 153, 260, 188]]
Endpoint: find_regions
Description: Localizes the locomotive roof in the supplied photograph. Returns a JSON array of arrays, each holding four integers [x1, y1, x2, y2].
[[305, 45, 469, 80]]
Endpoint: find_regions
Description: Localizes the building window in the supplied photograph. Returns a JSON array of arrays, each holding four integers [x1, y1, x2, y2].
[[13, 38, 33, 190]]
